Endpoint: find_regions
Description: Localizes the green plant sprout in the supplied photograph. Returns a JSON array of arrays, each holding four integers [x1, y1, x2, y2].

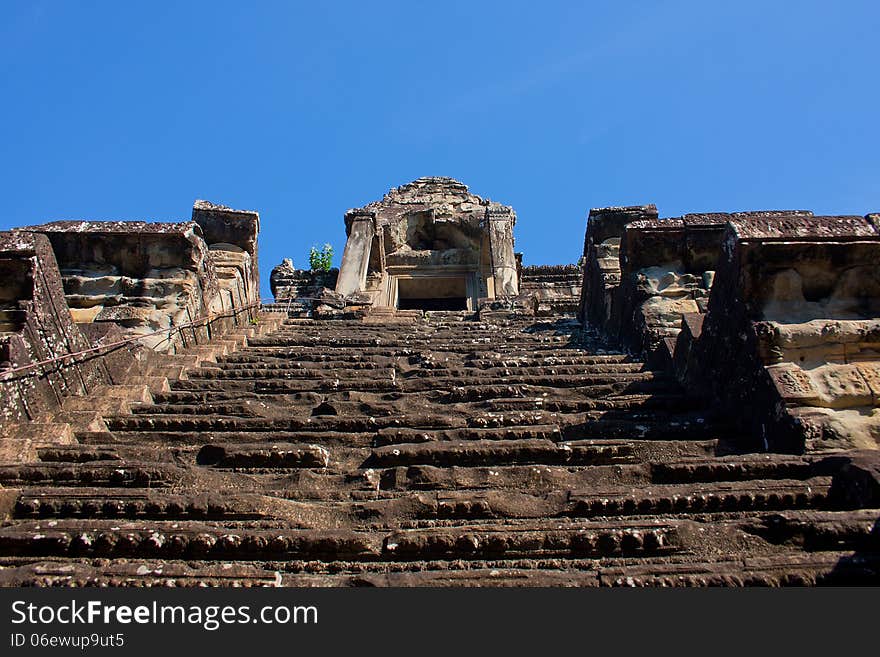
[[309, 243, 334, 272]]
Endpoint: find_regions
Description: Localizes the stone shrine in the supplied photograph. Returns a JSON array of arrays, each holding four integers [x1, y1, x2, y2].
[[333, 177, 518, 312]]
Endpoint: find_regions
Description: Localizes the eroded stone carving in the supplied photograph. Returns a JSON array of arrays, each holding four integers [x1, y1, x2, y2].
[[0, 232, 108, 428], [682, 214, 880, 451], [23, 200, 259, 353]]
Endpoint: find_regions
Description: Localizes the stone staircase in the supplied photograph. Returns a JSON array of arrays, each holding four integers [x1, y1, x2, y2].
[[1, 311, 878, 586]]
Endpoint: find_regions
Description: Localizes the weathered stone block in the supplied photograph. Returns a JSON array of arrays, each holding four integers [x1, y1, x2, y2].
[[685, 213, 880, 451], [827, 450, 880, 508]]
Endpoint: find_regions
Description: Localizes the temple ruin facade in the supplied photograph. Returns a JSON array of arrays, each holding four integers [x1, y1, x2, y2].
[[333, 177, 518, 311], [0, 178, 878, 586]]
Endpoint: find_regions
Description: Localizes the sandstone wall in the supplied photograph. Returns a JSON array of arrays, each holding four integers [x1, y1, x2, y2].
[[269, 258, 339, 313], [679, 214, 880, 452], [1, 202, 262, 432], [519, 264, 582, 316], [0, 232, 112, 424], [617, 211, 811, 360], [192, 199, 261, 310], [580, 206, 812, 360], [26, 201, 259, 353], [580, 207, 880, 453], [578, 205, 658, 335]]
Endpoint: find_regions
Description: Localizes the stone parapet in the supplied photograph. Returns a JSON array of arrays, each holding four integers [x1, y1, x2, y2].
[[1, 202, 263, 435], [680, 213, 880, 452], [520, 264, 582, 316], [24, 207, 258, 353], [269, 257, 339, 313], [578, 204, 658, 338], [0, 231, 109, 425]]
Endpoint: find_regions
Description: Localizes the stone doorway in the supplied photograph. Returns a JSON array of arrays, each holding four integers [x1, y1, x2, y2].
[[395, 276, 468, 311]]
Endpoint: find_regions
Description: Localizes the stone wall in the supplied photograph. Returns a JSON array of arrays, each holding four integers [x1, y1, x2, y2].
[[192, 199, 261, 311], [1, 201, 262, 432], [519, 264, 582, 316], [580, 207, 880, 452], [678, 214, 880, 452], [580, 206, 814, 360], [578, 205, 658, 335], [616, 211, 811, 360], [24, 200, 259, 353], [269, 258, 339, 313], [0, 232, 111, 425]]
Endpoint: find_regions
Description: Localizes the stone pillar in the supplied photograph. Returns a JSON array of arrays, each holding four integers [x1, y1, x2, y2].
[[486, 207, 518, 297], [335, 210, 375, 297]]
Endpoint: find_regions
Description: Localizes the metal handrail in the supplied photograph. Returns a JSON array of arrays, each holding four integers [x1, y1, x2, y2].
[[0, 301, 267, 381], [0, 294, 346, 381]]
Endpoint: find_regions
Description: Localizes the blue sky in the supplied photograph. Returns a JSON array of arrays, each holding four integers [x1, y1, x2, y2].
[[1, 1, 877, 298]]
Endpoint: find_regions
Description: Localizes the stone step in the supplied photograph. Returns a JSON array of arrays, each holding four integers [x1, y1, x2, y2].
[[566, 477, 832, 517], [235, 374, 677, 395], [211, 361, 392, 373], [71, 431, 117, 445], [439, 379, 680, 402], [195, 443, 330, 468], [368, 439, 635, 468], [561, 414, 726, 441], [463, 355, 636, 368], [0, 462, 184, 488], [738, 509, 880, 552], [186, 363, 648, 381], [0, 520, 378, 560], [61, 384, 153, 413], [148, 354, 201, 369], [245, 339, 584, 352], [597, 551, 880, 587], [119, 409, 707, 442], [651, 455, 817, 484], [13, 476, 829, 525], [382, 519, 681, 560], [107, 414, 463, 433], [233, 345, 625, 361], [145, 365, 189, 380], [13, 488, 268, 520], [0, 561, 292, 587], [95, 430, 375, 448], [150, 381, 683, 406], [481, 394, 701, 413], [221, 352, 396, 365], [218, 351, 632, 366], [179, 345, 225, 362], [376, 462, 646, 493], [366, 475, 830, 521], [37, 446, 121, 463], [403, 364, 648, 378], [130, 401, 282, 417], [139, 392, 700, 418], [0, 423, 76, 463], [182, 368, 661, 387], [3, 551, 877, 587], [48, 410, 108, 433], [373, 425, 564, 446]]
